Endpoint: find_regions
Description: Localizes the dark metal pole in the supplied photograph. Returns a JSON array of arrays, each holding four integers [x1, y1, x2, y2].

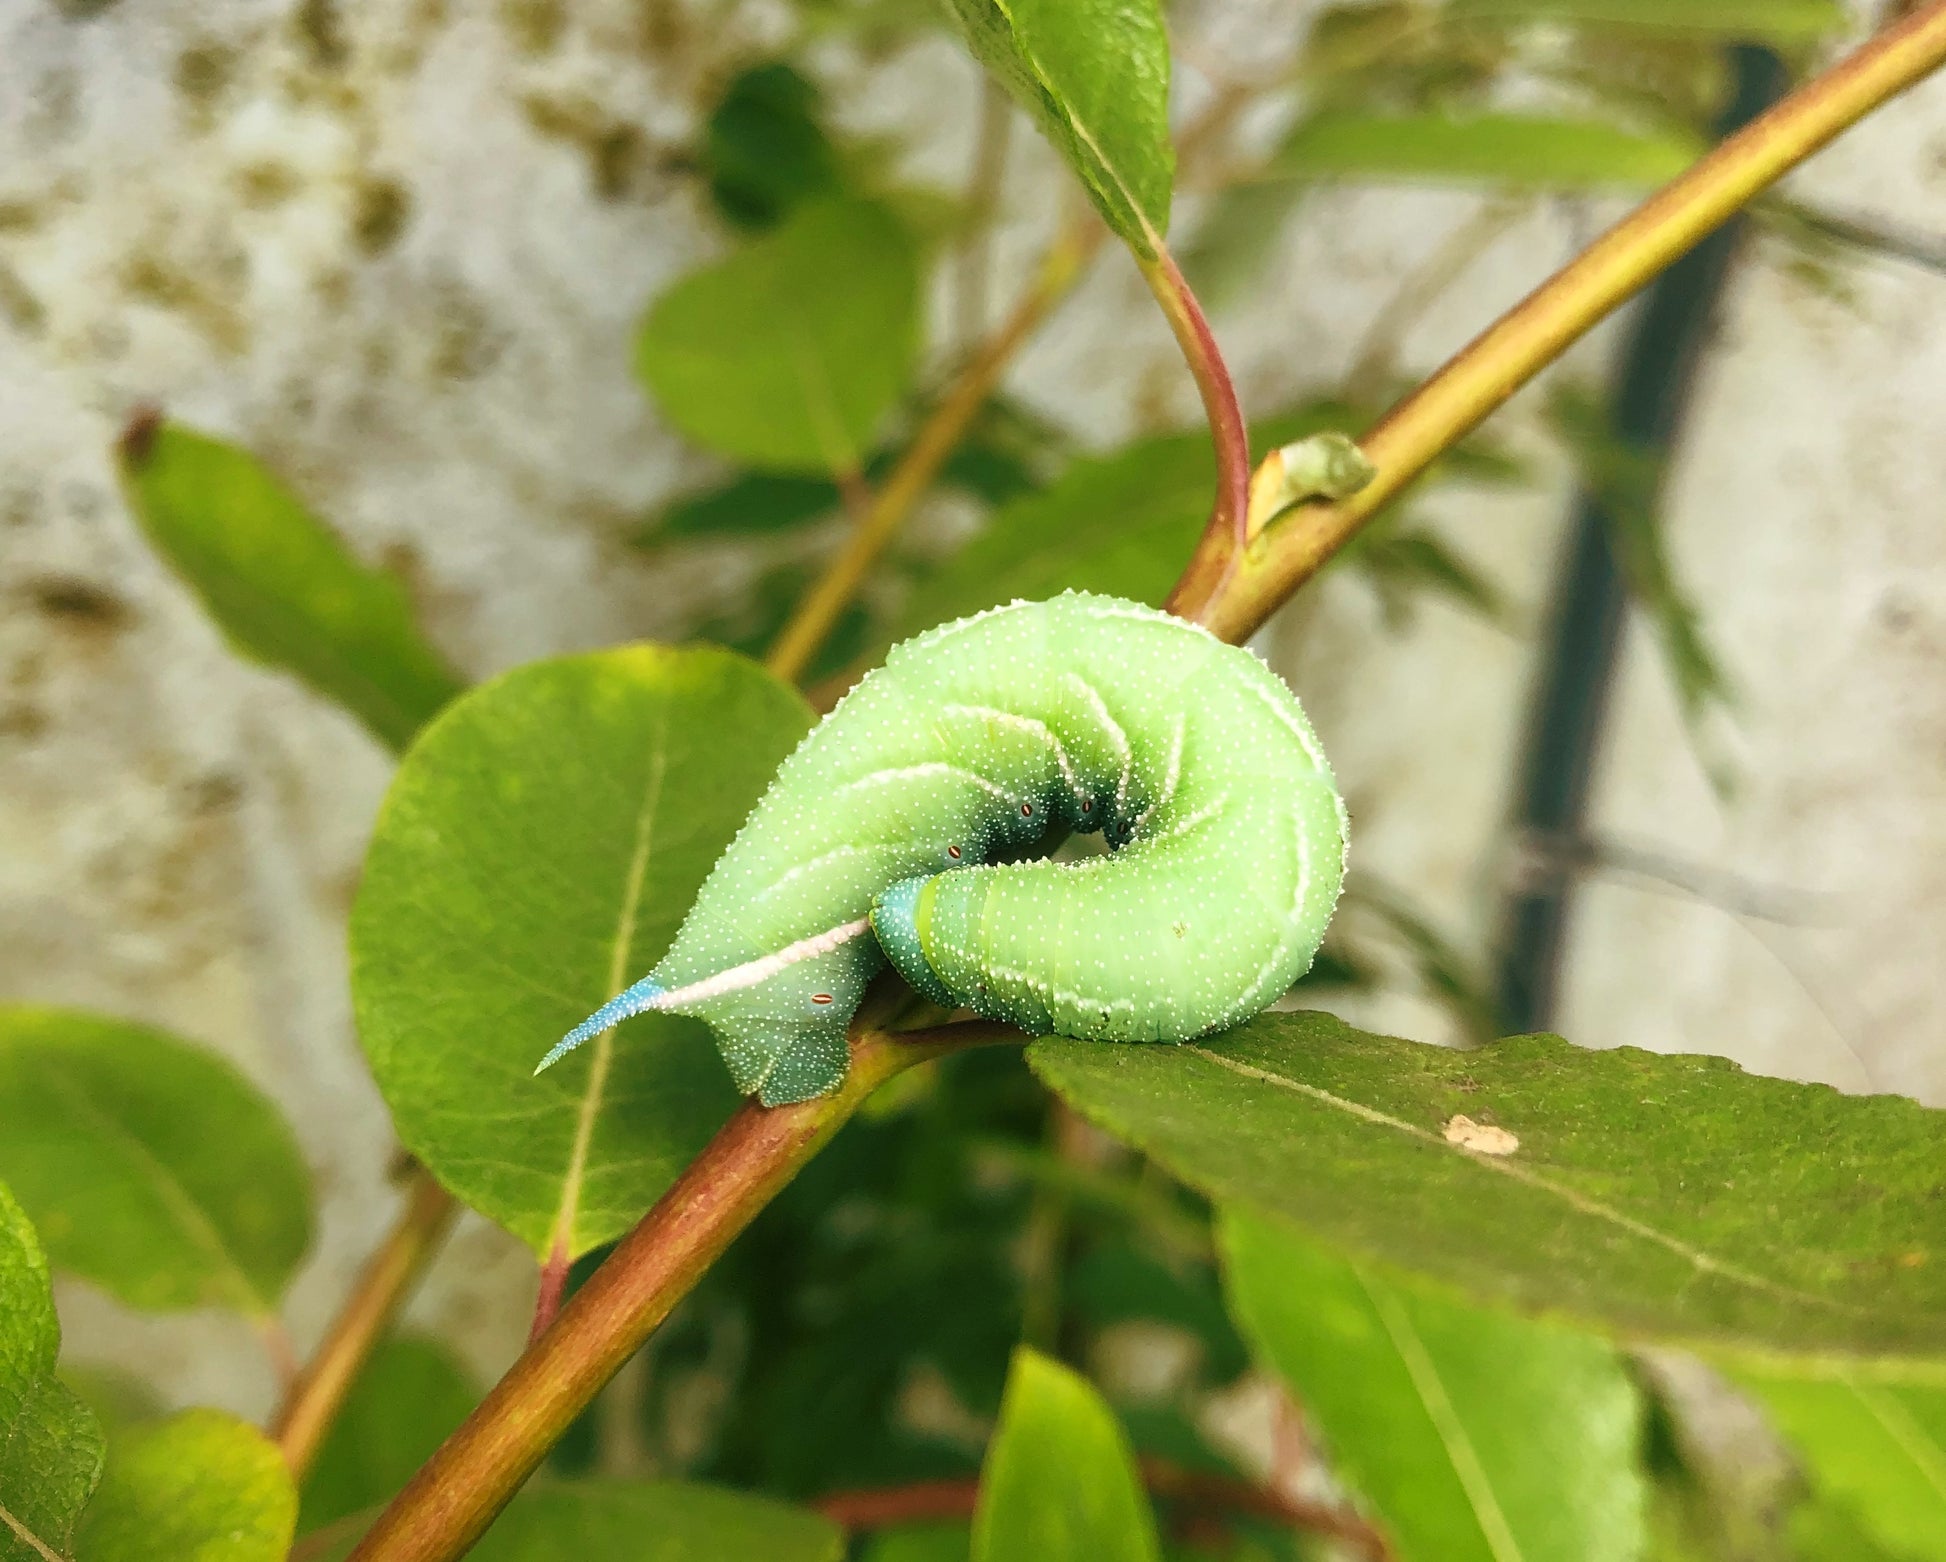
[[1494, 46, 1789, 1034]]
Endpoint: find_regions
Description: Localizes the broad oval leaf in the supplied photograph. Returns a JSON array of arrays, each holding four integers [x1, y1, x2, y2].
[[299, 1336, 478, 1533], [351, 644, 814, 1258], [75, 1410, 295, 1562], [1029, 1012, 1946, 1355], [1449, 0, 1845, 43], [0, 1182, 104, 1562], [118, 420, 464, 753], [1733, 1362, 1946, 1562], [0, 1007, 313, 1316], [972, 1348, 1160, 1562], [944, 0, 1173, 253], [1223, 1207, 1647, 1562], [636, 199, 922, 473], [1268, 111, 1704, 188]]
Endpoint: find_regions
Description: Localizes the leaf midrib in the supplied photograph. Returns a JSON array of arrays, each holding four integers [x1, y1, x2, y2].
[[1179, 1044, 1857, 1318], [1362, 1273, 1527, 1562], [1848, 1375, 1946, 1510], [33, 1061, 269, 1316], [546, 728, 669, 1259], [0, 1494, 68, 1562]]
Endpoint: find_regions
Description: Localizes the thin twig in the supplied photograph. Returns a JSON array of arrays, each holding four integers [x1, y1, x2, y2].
[[1135, 246, 1254, 618], [1180, 1, 1946, 642], [344, 1018, 1022, 1562], [764, 226, 1094, 684], [271, 1167, 459, 1480], [833, 465, 875, 527], [812, 1458, 1394, 1561]]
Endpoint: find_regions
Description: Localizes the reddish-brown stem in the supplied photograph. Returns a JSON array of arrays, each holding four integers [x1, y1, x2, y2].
[[346, 1021, 1019, 1562], [813, 1458, 1394, 1561], [1139, 248, 1253, 621], [272, 1168, 459, 1480], [528, 1243, 571, 1345]]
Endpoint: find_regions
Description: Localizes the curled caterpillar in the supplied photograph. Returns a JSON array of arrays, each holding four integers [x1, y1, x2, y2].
[[537, 592, 1348, 1106]]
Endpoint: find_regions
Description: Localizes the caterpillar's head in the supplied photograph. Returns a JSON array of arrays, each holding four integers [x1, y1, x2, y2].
[[870, 876, 958, 1010]]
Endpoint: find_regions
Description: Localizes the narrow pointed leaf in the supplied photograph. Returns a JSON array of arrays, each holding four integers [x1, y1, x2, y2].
[[1268, 111, 1703, 188], [944, 0, 1173, 253], [351, 645, 814, 1257], [0, 1183, 104, 1562], [0, 1008, 312, 1316], [636, 198, 921, 473], [972, 1349, 1160, 1562], [75, 1411, 295, 1562], [1734, 1362, 1946, 1561], [1028, 1012, 1946, 1354], [1223, 1208, 1646, 1562], [118, 421, 463, 752]]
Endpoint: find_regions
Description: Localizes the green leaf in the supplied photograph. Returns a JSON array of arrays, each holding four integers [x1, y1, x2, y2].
[[943, 0, 1173, 253], [1448, 0, 1846, 44], [470, 1482, 843, 1561], [0, 1182, 105, 1562], [1786, 1496, 1928, 1561], [1027, 1011, 1946, 1355], [1733, 1362, 1946, 1561], [1222, 1208, 1646, 1562], [1267, 111, 1703, 188], [705, 62, 845, 232], [1341, 523, 1510, 631], [75, 1410, 295, 1562], [635, 198, 922, 473], [643, 471, 844, 542], [57, 1369, 165, 1438], [351, 645, 814, 1258], [972, 1348, 1160, 1562], [0, 1007, 312, 1316], [118, 421, 464, 753], [298, 1335, 478, 1533]]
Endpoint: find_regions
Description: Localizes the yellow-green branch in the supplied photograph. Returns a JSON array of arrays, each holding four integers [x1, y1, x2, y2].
[[1176, 1, 1946, 642]]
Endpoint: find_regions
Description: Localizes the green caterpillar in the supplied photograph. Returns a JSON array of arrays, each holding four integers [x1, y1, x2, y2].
[[537, 593, 1347, 1106]]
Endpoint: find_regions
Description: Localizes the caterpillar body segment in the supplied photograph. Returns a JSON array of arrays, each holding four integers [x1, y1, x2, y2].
[[541, 593, 1348, 1106]]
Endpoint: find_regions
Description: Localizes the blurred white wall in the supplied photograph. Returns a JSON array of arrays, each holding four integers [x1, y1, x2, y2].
[[1, 0, 1939, 1416]]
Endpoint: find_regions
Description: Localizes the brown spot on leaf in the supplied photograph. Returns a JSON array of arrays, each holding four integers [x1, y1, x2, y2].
[[1442, 1114, 1519, 1156]]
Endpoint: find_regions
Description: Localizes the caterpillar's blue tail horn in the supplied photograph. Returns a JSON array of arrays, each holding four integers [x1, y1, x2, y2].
[[533, 977, 665, 1075]]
